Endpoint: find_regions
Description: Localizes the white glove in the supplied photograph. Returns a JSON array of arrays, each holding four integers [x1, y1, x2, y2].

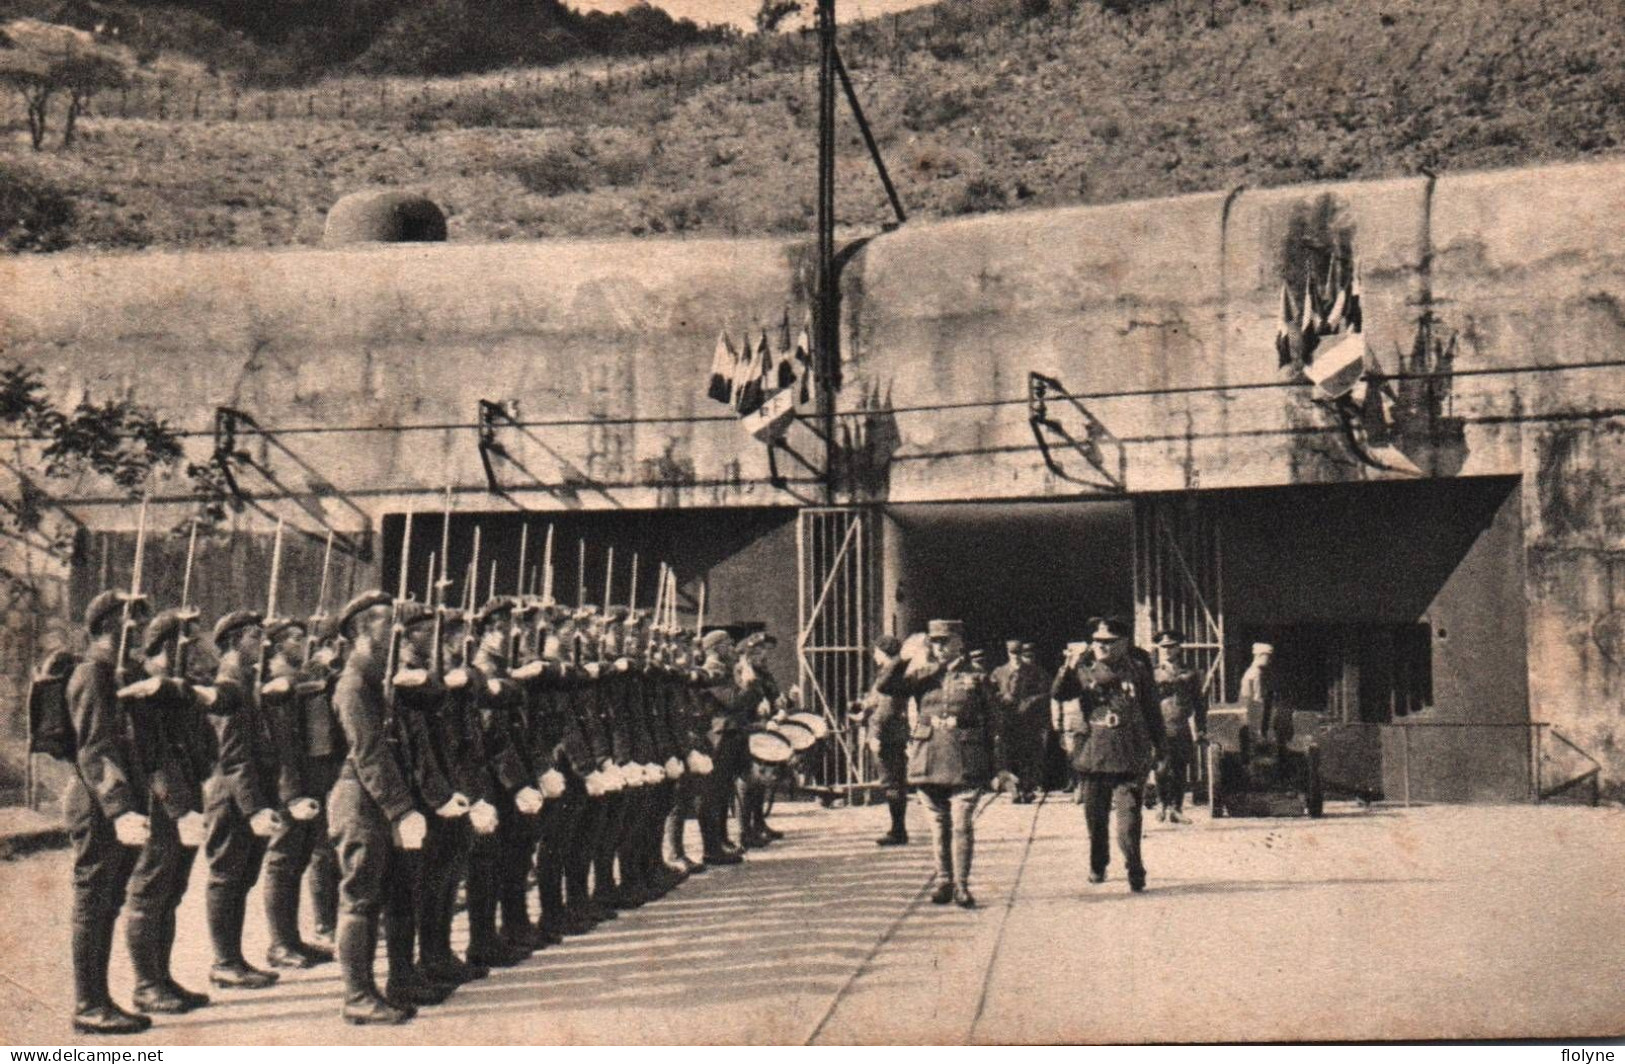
[[436, 793, 471, 818], [514, 786, 545, 815], [176, 810, 207, 847], [512, 660, 545, 682], [444, 667, 471, 690], [288, 797, 321, 821], [618, 763, 644, 789], [393, 668, 430, 688], [117, 677, 164, 700], [584, 771, 607, 798], [664, 756, 685, 780], [687, 750, 714, 776], [191, 684, 219, 707], [393, 810, 428, 850], [249, 808, 283, 837], [601, 764, 626, 793], [113, 811, 151, 847], [644, 762, 665, 785], [539, 769, 567, 800], [469, 799, 499, 834], [260, 676, 292, 697], [614, 657, 632, 673]]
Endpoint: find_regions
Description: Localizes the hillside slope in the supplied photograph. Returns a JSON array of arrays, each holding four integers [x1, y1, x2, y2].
[[3, 0, 1623, 252]]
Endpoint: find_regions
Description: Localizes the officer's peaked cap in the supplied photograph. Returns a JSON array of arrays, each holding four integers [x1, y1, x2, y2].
[[1154, 628, 1186, 647], [1252, 642, 1275, 656], [1089, 616, 1132, 641], [926, 619, 965, 639]]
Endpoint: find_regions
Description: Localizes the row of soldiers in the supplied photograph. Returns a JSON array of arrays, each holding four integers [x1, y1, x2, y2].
[[59, 578, 784, 1034]]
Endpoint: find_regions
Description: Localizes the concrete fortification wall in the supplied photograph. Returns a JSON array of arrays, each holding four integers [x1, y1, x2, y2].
[[3, 158, 1624, 794]]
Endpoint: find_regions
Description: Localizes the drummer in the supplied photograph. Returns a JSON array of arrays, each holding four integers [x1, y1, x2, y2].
[[736, 631, 789, 848]]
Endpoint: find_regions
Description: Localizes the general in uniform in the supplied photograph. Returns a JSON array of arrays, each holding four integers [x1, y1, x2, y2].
[[1052, 617, 1166, 892], [875, 619, 1002, 909]]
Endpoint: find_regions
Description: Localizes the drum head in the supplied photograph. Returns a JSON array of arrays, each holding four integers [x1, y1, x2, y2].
[[748, 730, 794, 765], [770, 720, 817, 752], [787, 712, 829, 740]]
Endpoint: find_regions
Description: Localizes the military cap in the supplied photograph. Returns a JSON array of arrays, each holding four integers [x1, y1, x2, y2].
[[1019, 642, 1038, 654], [542, 602, 569, 621], [926, 619, 965, 640], [212, 609, 264, 650], [475, 596, 515, 631], [700, 629, 733, 653], [142, 609, 186, 658], [1089, 616, 1132, 641], [874, 634, 902, 656], [968, 648, 988, 665], [85, 590, 144, 636], [1005, 639, 1023, 652], [605, 604, 630, 621], [397, 601, 434, 629], [307, 613, 340, 643], [1252, 642, 1275, 657], [337, 590, 393, 637], [1155, 628, 1186, 648], [574, 605, 600, 624], [265, 615, 308, 644]]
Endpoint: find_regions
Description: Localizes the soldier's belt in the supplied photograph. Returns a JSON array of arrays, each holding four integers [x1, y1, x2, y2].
[[1090, 711, 1122, 729]]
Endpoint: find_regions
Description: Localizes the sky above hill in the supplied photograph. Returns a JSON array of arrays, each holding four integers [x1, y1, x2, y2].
[[567, 0, 934, 31]]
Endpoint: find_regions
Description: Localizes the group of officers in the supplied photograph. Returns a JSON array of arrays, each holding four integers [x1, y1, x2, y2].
[[57, 579, 798, 1035], [851, 616, 1212, 908]]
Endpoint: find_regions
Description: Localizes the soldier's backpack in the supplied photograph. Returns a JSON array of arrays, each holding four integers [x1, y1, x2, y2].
[[28, 649, 80, 762]]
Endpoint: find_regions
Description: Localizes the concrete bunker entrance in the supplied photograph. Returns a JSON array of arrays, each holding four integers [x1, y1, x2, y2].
[[880, 499, 1135, 667]]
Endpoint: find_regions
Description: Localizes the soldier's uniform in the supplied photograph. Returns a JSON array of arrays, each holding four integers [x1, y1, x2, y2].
[[1240, 643, 1284, 746], [204, 610, 283, 989], [328, 591, 419, 1025], [1152, 630, 1207, 820], [875, 620, 1002, 907], [564, 610, 622, 925], [662, 637, 713, 874], [991, 641, 1049, 803], [299, 625, 346, 952], [854, 635, 910, 845], [124, 610, 214, 1016], [64, 591, 152, 1035], [693, 629, 753, 864], [1052, 618, 1166, 892], [259, 617, 335, 969]]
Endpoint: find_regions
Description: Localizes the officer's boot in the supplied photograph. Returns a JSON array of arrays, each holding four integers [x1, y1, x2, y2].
[[339, 916, 411, 1026], [208, 887, 278, 989], [877, 795, 910, 846], [264, 868, 315, 970], [73, 913, 151, 1035], [383, 885, 451, 1009], [662, 801, 697, 875], [307, 847, 339, 955], [157, 907, 209, 1009], [466, 844, 528, 968]]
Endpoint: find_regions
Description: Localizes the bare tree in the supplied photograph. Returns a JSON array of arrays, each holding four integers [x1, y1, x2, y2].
[[57, 54, 127, 148], [0, 54, 56, 151]]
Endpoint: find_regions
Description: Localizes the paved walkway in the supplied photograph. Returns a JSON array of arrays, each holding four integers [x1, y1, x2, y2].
[[2, 797, 1622, 1044]]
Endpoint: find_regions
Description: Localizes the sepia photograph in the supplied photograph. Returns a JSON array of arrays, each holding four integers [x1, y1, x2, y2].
[[0, 0, 1623, 1047]]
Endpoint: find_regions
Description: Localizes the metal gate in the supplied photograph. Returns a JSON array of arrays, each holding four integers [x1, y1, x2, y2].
[[796, 507, 878, 797], [1133, 496, 1227, 699]]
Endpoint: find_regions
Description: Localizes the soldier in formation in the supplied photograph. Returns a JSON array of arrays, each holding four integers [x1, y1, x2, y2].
[[42, 525, 799, 1032]]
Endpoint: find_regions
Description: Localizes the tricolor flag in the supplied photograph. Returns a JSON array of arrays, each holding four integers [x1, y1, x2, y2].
[[707, 330, 738, 405], [1299, 279, 1322, 364], [734, 330, 766, 416], [795, 325, 813, 403], [756, 330, 775, 395], [1275, 284, 1295, 367], [1346, 260, 1364, 334], [776, 316, 797, 391]]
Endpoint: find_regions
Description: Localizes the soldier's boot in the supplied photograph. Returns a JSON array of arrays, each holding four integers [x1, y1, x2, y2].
[[264, 872, 317, 970], [73, 920, 151, 1036], [339, 917, 412, 1026], [127, 909, 193, 1014], [534, 849, 567, 944], [877, 796, 910, 846], [307, 846, 339, 955], [662, 807, 699, 875], [157, 909, 209, 1009], [208, 889, 278, 989], [383, 912, 452, 1008]]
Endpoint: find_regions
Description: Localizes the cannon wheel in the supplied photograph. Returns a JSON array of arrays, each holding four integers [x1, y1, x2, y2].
[[1206, 741, 1226, 819], [1303, 745, 1325, 818]]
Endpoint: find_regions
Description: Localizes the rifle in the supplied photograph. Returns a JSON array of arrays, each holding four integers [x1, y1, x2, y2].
[[171, 519, 200, 681], [577, 540, 585, 609], [460, 527, 482, 669], [114, 492, 150, 689], [306, 528, 335, 662], [541, 524, 555, 606], [252, 517, 285, 716], [426, 552, 443, 678], [510, 523, 529, 664], [604, 547, 614, 612], [383, 510, 413, 718]]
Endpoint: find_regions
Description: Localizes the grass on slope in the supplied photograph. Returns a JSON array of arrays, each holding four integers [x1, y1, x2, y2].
[[3, 0, 1624, 252]]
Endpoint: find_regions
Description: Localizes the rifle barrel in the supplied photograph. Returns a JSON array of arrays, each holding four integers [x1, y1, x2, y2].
[[266, 516, 286, 620]]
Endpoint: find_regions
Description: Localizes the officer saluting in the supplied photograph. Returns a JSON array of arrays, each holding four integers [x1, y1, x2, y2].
[[875, 620, 1005, 909], [328, 590, 428, 1025], [1152, 629, 1207, 824], [1052, 617, 1166, 892]]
